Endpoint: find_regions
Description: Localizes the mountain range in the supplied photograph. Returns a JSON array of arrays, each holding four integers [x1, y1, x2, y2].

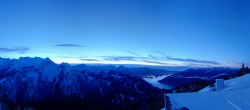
[[0, 57, 166, 110]]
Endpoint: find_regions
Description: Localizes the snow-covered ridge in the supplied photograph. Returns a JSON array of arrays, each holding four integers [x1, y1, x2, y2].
[[0, 57, 58, 81], [200, 74, 250, 92], [167, 74, 250, 110], [0, 57, 54, 71]]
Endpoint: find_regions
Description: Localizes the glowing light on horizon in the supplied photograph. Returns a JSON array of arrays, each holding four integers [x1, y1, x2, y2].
[[51, 58, 182, 66]]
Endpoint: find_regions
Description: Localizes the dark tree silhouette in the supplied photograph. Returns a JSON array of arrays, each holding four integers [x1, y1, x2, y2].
[[246, 66, 249, 73], [238, 64, 247, 76]]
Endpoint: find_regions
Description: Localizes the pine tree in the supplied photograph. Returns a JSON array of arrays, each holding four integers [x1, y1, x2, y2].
[[246, 66, 249, 74], [238, 63, 245, 76], [243, 64, 246, 75], [242, 63, 245, 70]]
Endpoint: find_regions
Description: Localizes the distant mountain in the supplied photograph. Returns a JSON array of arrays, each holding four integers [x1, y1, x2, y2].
[[87, 64, 192, 71], [80, 65, 174, 77], [0, 57, 165, 110], [114, 65, 175, 77]]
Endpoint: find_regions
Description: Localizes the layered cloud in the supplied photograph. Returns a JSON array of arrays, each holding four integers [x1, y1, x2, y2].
[[166, 56, 219, 65], [0, 47, 29, 53], [52, 50, 221, 67], [103, 56, 138, 61], [124, 50, 143, 57], [97, 51, 220, 66], [80, 58, 102, 61], [143, 60, 173, 65], [55, 44, 85, 47]]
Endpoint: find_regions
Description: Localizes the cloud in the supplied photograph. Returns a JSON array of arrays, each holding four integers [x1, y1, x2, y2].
[[55, 44, 85, 47], [124, 50, 142, 57], [59, 56, 102, 62], [103, 56, 138, 61], [80, 58, 102, 61], [152, 51, 166, 56], [0, 47, 29, 53], [100, 54, 219, 66], [143, 60, 170, 65], [148, 55, 158, 59], [166, 56, 219, 65]]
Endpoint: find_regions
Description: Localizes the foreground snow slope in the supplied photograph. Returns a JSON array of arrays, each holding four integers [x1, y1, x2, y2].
[[200, 74, 250, 92], [168, 74, 250, 110]]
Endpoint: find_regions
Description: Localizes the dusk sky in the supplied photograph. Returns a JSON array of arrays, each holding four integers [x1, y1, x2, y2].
[[0, 0, 249, 67]]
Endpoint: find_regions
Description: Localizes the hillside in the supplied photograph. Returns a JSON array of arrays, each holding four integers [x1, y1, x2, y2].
[[159, 68, 238, 93]]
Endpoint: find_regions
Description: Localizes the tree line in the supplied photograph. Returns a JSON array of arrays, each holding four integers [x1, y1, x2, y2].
[[238, 64, 250, 76]]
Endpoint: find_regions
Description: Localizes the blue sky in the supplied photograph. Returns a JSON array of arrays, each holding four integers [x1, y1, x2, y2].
[[0, 0, 249, 67]]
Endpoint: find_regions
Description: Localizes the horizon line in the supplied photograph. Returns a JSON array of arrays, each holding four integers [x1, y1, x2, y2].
[[0, 56, 241, 69]]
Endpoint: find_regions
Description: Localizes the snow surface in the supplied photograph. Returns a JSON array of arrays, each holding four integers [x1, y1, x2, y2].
[[143, 75, 172, 89], [200, 74, 250, 92], [167, 74, 250, 110]]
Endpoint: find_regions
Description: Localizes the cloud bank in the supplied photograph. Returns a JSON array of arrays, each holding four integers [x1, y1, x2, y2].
[[103, 56, 138, 61], [55, 44, 85, 47], [0, 47, 29, 53], [166, 56, 219, 65], [80, 58, 102, 61]]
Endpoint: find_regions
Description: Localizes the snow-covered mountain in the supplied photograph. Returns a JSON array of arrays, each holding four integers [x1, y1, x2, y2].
[[0, 57, 164, 110], [166, 74, 250, 110]]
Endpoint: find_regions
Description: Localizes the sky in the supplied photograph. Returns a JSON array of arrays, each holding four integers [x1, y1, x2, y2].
[[0, 0, 249, 67]]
